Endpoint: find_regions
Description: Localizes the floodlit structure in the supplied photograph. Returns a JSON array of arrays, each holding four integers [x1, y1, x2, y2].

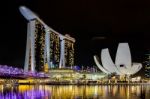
[[94, 43, 142, 76], [19, 6, 75, 72], [144, 51, 150, 78]]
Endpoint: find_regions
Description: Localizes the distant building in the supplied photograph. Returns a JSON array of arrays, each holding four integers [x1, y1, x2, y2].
[[144, 50, 150, 78]]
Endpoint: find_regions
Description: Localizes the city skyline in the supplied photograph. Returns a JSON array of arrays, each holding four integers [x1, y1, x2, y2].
[[0, 0, 149, 69], [0, 1, 149, 98]]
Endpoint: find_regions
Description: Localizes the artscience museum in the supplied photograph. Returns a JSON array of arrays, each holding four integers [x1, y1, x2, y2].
[[94, 43, 142, 76]]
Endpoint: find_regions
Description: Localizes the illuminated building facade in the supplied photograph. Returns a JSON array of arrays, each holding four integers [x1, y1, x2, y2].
[[144, 51, 150, 78], [34, 20, 46, 71], [19, 6, 75, 72], [49, 32, 60, 68], [64, 35, 75, 68], [94, 43, 142, 76]]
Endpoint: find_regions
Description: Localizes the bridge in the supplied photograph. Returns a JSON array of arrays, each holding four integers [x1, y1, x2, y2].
[[0, 65, 48, 79], [0, 65, 49, 85]]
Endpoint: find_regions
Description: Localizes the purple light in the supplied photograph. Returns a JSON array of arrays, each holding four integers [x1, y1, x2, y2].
[[0, 64, 48, 78], [0, 89, 50, 99]]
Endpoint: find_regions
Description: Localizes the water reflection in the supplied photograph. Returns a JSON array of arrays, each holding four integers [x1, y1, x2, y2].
[[0, 85, 50, 99], [0, 85, 149, 99]]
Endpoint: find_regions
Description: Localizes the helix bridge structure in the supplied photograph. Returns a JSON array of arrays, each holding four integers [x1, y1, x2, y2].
[[0, 65, 48, 79]]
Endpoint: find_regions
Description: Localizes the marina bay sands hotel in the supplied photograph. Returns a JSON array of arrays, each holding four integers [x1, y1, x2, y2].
[[19, 6, 75, 72]]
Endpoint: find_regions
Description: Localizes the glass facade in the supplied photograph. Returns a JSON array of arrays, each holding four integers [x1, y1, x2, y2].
[[50, 32, 60, 68], [144, 51, 150, 78], [34, 20, 46, 71], [25, 19, 75, 72], [64, 39, 74, 67]]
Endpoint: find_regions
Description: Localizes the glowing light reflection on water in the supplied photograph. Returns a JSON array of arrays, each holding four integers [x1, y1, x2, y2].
[[0, 85, 149, 99]]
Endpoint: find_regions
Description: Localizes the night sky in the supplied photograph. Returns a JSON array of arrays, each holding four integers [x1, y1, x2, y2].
[[0, 0, 149, 74]]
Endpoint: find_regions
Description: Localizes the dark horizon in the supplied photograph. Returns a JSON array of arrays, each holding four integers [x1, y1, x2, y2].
[[0, 0, 149, 75]]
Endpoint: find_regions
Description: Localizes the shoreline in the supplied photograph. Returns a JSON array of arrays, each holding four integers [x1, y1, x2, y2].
[[1, 82, 150, 86]]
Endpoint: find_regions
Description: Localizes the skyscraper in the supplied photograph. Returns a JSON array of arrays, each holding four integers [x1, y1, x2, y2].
[[19, 6, 75, 72], [64, 34, 75, 67], [144, 50, 150, 78], [34, 20, 46, 71], [49, 31, 60, 68]]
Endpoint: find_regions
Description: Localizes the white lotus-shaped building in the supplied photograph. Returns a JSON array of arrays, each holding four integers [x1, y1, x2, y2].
[[94, 43, 142, 75]]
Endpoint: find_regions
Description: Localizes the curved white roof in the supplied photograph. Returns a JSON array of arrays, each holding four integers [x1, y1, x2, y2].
[[19, 6, 37, 21], [93, 56, 110, 74], [115, 43, 132, 69], [94, 42, 142, 76], [118, 63, 142, 75], [129, 63, 142, 75], [101, 48, 121, 75]]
